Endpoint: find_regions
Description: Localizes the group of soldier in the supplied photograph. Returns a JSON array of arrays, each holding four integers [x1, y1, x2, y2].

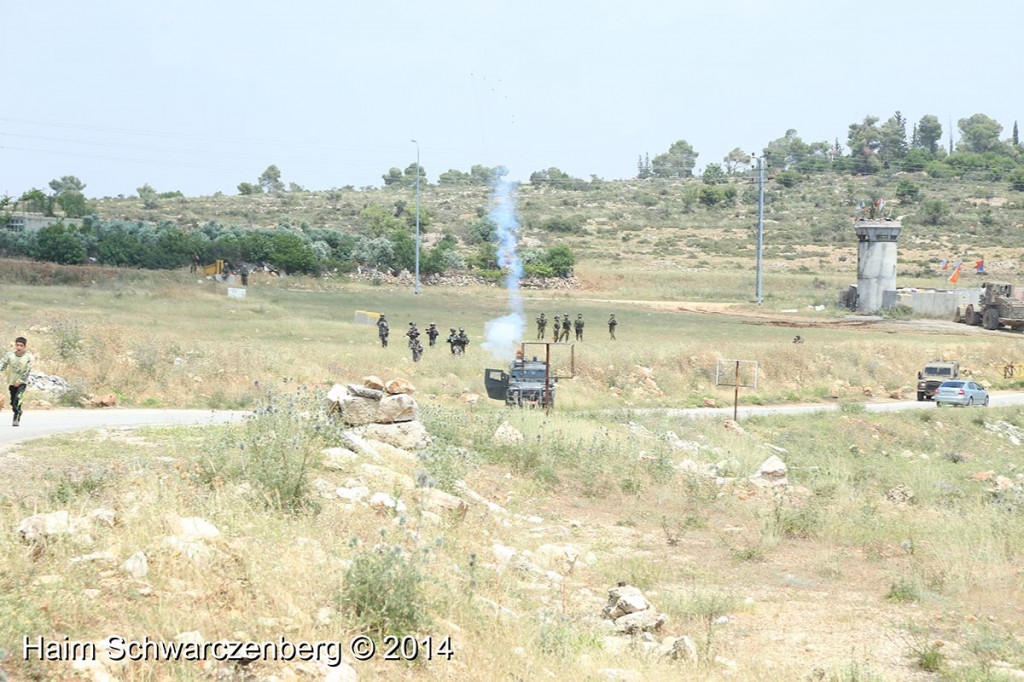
[[375, 315, 469, 362], [535, 313, 617, 341]]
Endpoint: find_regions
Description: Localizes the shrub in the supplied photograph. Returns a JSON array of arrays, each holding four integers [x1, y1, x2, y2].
[[198, 386, 331, 513], [341, 543, 430, 638], [32, 222, 86, 264]]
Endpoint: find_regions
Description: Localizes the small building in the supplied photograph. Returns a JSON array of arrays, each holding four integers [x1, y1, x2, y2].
[[5, 211, 67, 232]]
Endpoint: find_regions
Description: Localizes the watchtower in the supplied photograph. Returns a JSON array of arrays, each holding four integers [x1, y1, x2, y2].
[[854, 218, 902, 313]]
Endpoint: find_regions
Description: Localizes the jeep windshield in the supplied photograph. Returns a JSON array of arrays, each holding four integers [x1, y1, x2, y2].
[[924, 367, 953, 377]]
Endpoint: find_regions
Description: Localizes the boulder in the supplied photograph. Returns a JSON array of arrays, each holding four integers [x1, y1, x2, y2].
[[338, 395, 381, 426], [322, 447, 360, 469], [749, 455, 788, 487], [346, 384, 385, 400], [613, 609, 667, 635], [359, 421, 430, 451], [603, 584, 650, 620], [362, 375, 385, 391], [416, 488, 468, 519], [492, 421, 524, 446], [89, 393, 117, 408], [377, 394, 418, 423], [385, 378, 416, 395]]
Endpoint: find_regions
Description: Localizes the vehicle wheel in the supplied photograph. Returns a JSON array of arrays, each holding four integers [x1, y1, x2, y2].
[[917, 392, 924, 401], [967, 397, 974, 406], [984, 396, 990, 406], [982, 308, 1000, 331], [953, 306, 963, 323], [935, 401, 942, 407], [964, 304, 976, 325], [971, 312, 983, 326]]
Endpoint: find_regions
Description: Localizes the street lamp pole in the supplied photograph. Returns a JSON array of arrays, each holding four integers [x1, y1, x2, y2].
[[411, 139, 421, 295], [755, 153, 765, 306]]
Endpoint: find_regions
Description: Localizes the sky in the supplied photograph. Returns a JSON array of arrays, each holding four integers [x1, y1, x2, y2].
[[0, 0, 1018, 199]]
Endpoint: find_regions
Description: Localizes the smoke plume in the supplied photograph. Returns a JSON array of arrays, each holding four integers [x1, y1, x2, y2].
[[481, 176, 525, 360]]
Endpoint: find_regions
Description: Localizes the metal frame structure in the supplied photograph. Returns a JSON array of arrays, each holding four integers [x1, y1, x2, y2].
[[715, 358, 760, 421]]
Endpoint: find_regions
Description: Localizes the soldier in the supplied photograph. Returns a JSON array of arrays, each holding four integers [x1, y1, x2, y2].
[[552, 315, 561, 342], [411, 337, 423, 362], [574, 314, 585, 341], [376, 314, 390, 348], [456, 327, 470, 354], [536, 313, 547, 340], [560, 312, 571, 342], [608, 314, 617, 340], [427, 322, 440, 347], [405, 322, 420, 348], [447, 327, 459, 354]]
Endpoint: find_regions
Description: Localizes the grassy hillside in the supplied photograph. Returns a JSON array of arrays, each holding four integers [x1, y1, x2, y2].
[[88, 171, 1024, 280]]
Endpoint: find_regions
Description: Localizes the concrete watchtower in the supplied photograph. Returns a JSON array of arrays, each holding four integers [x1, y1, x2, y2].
[[854, 218, 902, 313]]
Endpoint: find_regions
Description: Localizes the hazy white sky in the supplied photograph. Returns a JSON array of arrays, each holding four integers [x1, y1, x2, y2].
[[1, 0, 1017, 198]]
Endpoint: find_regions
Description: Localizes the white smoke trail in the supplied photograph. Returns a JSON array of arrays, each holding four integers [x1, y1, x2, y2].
[[481, 176, 525, 361]]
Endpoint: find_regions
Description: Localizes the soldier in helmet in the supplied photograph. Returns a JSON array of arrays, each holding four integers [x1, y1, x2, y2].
[[405, 322, 420, 348], [427, 322, 440, 347], [608, 314, 617, 340], [411, 336, 423, 362], [536, 313, 547, 340], [574, 314, 585, 341], [559, 312, 571, 342], [447, 327, 459, 354], [552, 315, 561, 342], [456, 327, 470, 354], [376, 314, 390, 348]]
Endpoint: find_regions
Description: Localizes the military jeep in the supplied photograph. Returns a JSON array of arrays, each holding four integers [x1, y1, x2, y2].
[[917, 360, 960, 401], [485, 354, 556, 408]]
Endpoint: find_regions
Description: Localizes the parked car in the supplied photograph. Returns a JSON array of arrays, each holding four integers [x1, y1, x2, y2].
[[934, 380, 989, 407]]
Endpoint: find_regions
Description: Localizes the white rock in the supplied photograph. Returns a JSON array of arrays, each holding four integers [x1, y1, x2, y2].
[[336, 486, 370, 503], [492, 421, 524, 446], [168, 516, 220, 540], [121, 552, 149, 578]]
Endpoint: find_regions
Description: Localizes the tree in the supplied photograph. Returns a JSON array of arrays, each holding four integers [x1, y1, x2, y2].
[[895, 179, 921, 203], [651, 140, 698, 178], [1014, 121, 1020, 147], [701, 164, 726, 185], [636, 153, 653, 179], [878, 112, 908, 166], [19, 189, 52, 215], [1008, 168, 1024, 192], [48, 175, 90, 218], [957, 113, 1003, 153], [919, 199, 950, 226], [764, 130, 809, 169], [238, 182, 262, 195], [381, 167, 404, 186], [543, 244, 576, 277], [48, 176, 85, 196], [137, 184, 159, 210], [33, 222, 86, 264], [723, 148, 751, 174], [847, 116, 883, 174], [912, 115, 942, 155], [258, 165, 285, 193]]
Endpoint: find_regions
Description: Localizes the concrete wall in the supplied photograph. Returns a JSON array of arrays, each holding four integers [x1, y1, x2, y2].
[[909, 288, 981, 318]]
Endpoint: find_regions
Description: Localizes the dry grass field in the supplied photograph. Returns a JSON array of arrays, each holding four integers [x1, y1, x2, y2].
[[2, 171, 1024, 681]]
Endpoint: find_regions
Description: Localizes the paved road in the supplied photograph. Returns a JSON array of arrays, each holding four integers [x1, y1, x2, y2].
[[0, 409, 250, 447], [1, 391, 1020, 448], [660, 390, 1024, 420]]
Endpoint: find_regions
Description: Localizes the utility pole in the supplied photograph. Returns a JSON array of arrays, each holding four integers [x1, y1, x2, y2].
[[411, 139, 421, 295], [755, 154, 765, 305]]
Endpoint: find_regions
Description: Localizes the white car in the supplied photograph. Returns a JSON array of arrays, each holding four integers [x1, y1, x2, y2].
[[934, 380, 989, 407]]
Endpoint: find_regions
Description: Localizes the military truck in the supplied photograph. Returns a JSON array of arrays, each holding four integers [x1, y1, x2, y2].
[[917, 360, 960, 401], [955, 282, 1024, 331], [485, 352, 556, 408]]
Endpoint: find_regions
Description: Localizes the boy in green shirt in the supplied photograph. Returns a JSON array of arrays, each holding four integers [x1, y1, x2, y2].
[[2, 337, 33, 426]]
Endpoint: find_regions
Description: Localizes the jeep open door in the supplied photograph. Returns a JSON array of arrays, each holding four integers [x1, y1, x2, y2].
[[484, 369, 509, 401]]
